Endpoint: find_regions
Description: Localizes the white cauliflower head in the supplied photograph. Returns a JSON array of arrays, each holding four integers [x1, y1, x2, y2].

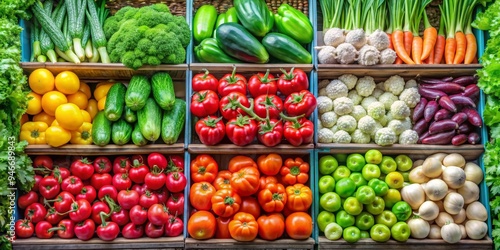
[[335, 43, 358, 64], [318, 46, 337, 64], [378, 92, 398, 110], [367, 30, 390, 51], [326, 80, 349, 100], [384, 75, 405, 95], [401, 117, 412, 131], [318, 128, 335, 143], [320, 111, 338, 128], [351, 129, 371, 144], [356, 76, 376, 97], [390, 100, 411, 119], [379, 48, 397, 64], [371, 88, 384, 99], [367, 101, 386, 120], [337, 115, 357, 133], [357, 115, 377, 134], [376, 81, 385, 90], [358, 45, 380, 66], [333, 97, 354, 116], [332, 130, 352, 143], [338, 74, 358, 90], [319, 79, 330, 88], [330, 125, 339, 134], [345, 29, 367, 49], [351, 105, 367, 121], [317, 96, 333, 114], [348, 90, 363, 105], [387, 119, 406, 135], [317, 119, 323, 130], [404, 79, 417, 89], [377, 114, 389, 127], [323, 28, 345, 47], [399, 87, 420, 108], [374, 127, 397, 146], [370, 122, 384, 139], [399, 130, 419, 144], [361, 96, 378, 110]]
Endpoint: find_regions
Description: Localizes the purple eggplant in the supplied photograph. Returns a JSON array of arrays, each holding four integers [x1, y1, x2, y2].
[[449, 94, 476, 108], [451, 112, 468, 125], [462, 108, 483, 127], [457, 123, 473, 134], [438, 96, 458, 113], [452, 134, 468, 146], [429, 119, 459, 134], [420, 83, 465, 94], [421, 130, 456, 145], [463, 84, 480, 98], [452, 75, 478, 86], [413, 118, 429, 136], [418, 131, 431, 144], [419, 87, 447, 100], [468, 132, 481, 144], [412, 98, 428, 122], [418, 78, 447, 84], [424, 100, 439, 122], [441, 76, 454, 82], [434, 109, 453, 121]]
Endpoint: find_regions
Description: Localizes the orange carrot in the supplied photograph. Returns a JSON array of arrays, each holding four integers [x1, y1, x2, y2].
[[427, 46, 435, 64], [404, 31, 413, 57], [395, 57, 403, 64], [387, 33, 394, 50], [433, 15, 446, 64], [453, 31, 466, 64], [464, 33, 477, 64], [440, 0, 458, 64], [445, 38, 457, 64], [421, 12, 437, 61], [392, 30, 415, 64], [412, 36, 423, 64]]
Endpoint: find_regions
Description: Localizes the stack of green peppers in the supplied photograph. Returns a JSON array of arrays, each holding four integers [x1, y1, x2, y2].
[[193, 0, 313, 64]]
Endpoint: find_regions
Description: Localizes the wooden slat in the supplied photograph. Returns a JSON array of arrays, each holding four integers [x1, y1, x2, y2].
[[316, 143, 484, 160], [13, 236, 184, 250], [25, 144, 185, 155], [190, 63, 314, 73], [184, 238, 315, 249], [317, 236, 493, 250], [188, 143, 314, 154]]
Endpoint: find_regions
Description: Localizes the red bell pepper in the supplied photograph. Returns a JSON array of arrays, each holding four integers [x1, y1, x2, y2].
[[192, 69, 219, 92], [219, 91, 250, 120], [253, 94, 283, 119], [248, 69, 278, 98], [283, 117, 314, 146], [277, 68, 309, 96], [257, 119, 283, 147], [195, 116, 226, 146], [284, 90, 317, 117], [218, 66, 247, 96], [226, 115, 258, 146], [190, 90, 220, 118]]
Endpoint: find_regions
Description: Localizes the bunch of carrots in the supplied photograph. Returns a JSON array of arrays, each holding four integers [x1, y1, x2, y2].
[[388, 0, 482, 65]]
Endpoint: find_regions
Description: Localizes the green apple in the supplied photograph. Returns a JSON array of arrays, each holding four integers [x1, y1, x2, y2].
[[319, 175, 336, 194], [385, 172, 405, 189], [375, 210, 397, 228], [333, 154, 348, 164], [343, 197, 363, 216], [336, 210, 355, 228], [401, 172, 410, 182], [349, 172, 367, 188], [355, 185, 376, 205], [365, 196, 385, 215], [346, 153, 366, 172], [324, 222, 343, 240], [355, 211, 375, 231], [317, 211, 336, 232], [335, 178, 356, 198], [370, 224, 391, 242], [391, 221, 411, 242], [360, 230, 370, 238], [333, 166, 351, 181], [361, 163, 381, 181], [343, 226, 361, 243], [379, 156, 397, 175], [320, 192, 342, 212], [365, 149, 383, 164], [319, 155, 339, 175], [395, 155, 413, 172]]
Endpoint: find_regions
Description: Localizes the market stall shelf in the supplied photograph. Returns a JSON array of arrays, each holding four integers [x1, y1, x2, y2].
[[185, 238, 315, 249], [24, 144, 185, 155]]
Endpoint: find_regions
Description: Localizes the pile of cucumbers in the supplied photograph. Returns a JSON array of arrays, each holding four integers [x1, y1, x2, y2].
[[92, 72, 186, 146]]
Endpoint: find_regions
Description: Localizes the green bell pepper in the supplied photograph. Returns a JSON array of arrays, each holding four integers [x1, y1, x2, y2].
[[194, 38, 242, 63], [193, 5, 218, 44], [274, 3, 313, 44], [234, 0, 274, 37], [215, 7, 238, 29], [391, 201, 412, 221]]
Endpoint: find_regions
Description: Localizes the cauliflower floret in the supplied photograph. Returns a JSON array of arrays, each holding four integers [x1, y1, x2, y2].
[[351, 105, 367, 121], [384, 75, 405, 95], [390, 100, 411, 119], [338, 74, 358, 90], [367, 101, 385, 120], [335, 43, 357, 64], [358, 45, 380, 66], [405, 79, 417, 89], [371, 88, 384, 99], [318, 46, 337, 64], [317, 119, 323, 130], [370, 122, 384, 139], [333, 130, 352, 143], [356, 76, 376, 97], [326, 80, 349, 99], [361, 96, 378, 110], [319, 88, 328, 97], [348, 90, 363, 105], [345, 29, 367, 49], [320, 111, 338, 128], [399, 130, 419, 144], [374, 127, 397, 146], [399, 87, 420, 108], [401, 117, 412, 131], [324, 28, 345, 47], [318, 128, 335, 143], [317, 96, 334, 114], [351, 129, 371, 144], [367, 30, 390, 51], [378, 92, 398, 110], [377, 114, 389, 127], [379, 48, 397, 64], [333, 97, 354, 116], [337, 115, 357, 133], [330, 125, 339, 134], [319, 79, 330, 88], [387, 119, 405, 135], [358, 115, 377, 134]]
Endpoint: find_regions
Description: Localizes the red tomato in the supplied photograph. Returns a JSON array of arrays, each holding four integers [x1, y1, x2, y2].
[[139, 191, 159, 209], [76, 185, 97, 204], [96, 221, 120, 241], [15, 219, 34, 238], [247, 70, 278, 98], [113, 156, 131, 174], [257, 213, 285, 240], [129, 205, 148, 225], [112, 173, 132, 191], [192, 69, 219, 92], [90, 173, 112, 190], [239, 196, 261, 220], [53, 191, 75, 213], [166, 192, 184, 216], [70, 158, 94, 180], [145, 222, 164, 238], [189, 182, 216, 211], [18, 191, 39, 210], [25, 203, 48, 225], [144, 171, 166, 190], [165, 215, 184, 237], [219, 92, 249, 120], [165, 172, 187, 193], [61, 175, 84, 195], [190, 90, 220, 118], [117, 190, 140, 210], [33, 156, 53, 175], [122, 222, 144, 239], [129, 161, 149, 184], [111, 209, 130, 227], [74, 219, 95, 241], [218, 67, 247, 96], [93, 156, 112, 173], [148, 204, 169, 226], [147, 153, 168, 170]]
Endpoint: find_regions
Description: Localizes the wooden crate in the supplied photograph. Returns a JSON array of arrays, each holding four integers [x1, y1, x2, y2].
[[185, 238, 315, 249]]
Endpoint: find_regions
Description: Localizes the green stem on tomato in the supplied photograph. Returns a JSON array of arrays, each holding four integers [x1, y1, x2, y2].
[[235, 99, 265, 122], [279, 113, 305, 123]]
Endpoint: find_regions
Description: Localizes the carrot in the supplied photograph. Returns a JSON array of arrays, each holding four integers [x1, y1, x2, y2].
[[421, 12, 438, 61], [440, 0, 457, 64], [433, 15, 446, 64], [445, 38, 457, 64], [412, 36, 423, 64], [395, 57, 403, 64], [453, 31, 466, 64], [464, 33, 477, 64], [410, 0, 432, 65], [387, 32, 394, 50], [427, 46, 435, 64], [404, 31, 414, 56], [390, 0, 415, 64], [402, 0, 418, 59], [393, 30, 415, 64]]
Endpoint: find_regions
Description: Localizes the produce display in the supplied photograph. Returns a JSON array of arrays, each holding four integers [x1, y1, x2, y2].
[[193, 0, 313, 64], [15, 153, 186, 241], [318, 0, 482, 65], [191, 67, 316, 146], [187, 153, 313, 241], [317, 74, 419, 145]]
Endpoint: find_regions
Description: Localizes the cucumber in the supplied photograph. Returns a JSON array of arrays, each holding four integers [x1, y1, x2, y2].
[[104, 82, 127, 121], [123, 106, 137, 123], [125, 75, 151, 111], [131, 123, 148, 146], [92, 111, 112, 146], [151, 72, 175, 111], [161, 98, 186, 144], [111, 118, 133, 145], [137, 98, 162, 142], [262, 33, 312, 64], [215, 23, 269, 63]]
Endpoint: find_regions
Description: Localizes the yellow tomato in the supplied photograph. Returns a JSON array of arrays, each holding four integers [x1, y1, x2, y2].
[[45, 125, 71, 147], [20, 113, 29, 125], [79, 81, 92, 99], [93, 83, 114, 101], [51, 120, 59, 126], [383, 189, 402, 209], [86, 99, 98, 119], [67, 91, 89, 109], [55, 71, 80, 94], [55, 103, 84, 130], [41, 91, 68, 116], [29, 68, 54, 95], [96, 81, 114, 88], [97, 96, 106, 111], [26, 92, 43, 115], [81, 110, 91, 123], [33, 111, 55, 126]]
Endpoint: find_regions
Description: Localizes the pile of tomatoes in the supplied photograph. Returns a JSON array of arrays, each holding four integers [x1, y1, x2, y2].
[[187, 153, 313, 241], [15, 153, 186, 241], [191, 67, 317, 147]]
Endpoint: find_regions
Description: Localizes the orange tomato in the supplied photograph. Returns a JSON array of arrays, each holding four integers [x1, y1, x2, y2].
[[228, 212, 258, 241], [26, 92, 43, 115], [67, 91, 89, 109], [29, 68, 54, 95], [55, 71, 80, 94], [81, 110, 91, 123], [285, 212, 313, 240], [188, 211, 216, 240], [93, 83, 114, 101], [55, 103, 84, 130], [257, 213, 285, 240], [41, 91, 68, 116], [86, 99, 98, 119], [33, 111, 55, 126], [97, 96, 106, 111], [20, 113, 29, 125], [78, 81, 92, 99]]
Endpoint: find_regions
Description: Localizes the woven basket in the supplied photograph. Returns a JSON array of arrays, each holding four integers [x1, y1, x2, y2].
[[105, 0, 187, 15]]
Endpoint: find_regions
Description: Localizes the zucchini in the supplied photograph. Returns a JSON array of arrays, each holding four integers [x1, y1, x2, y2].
[[125, 75, 151, 111], [161, 98, 186, 144], [92, 111, 112, 146], [131, 123, 148, 146], [262, 33, 312, 64], [104, 83, 127, 121], [137, 98, 162, 142], [215, 23, 269, 63], [151, 72, 175, 110], [123, 106, 137, 123], [111, 118, 133, 145]]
